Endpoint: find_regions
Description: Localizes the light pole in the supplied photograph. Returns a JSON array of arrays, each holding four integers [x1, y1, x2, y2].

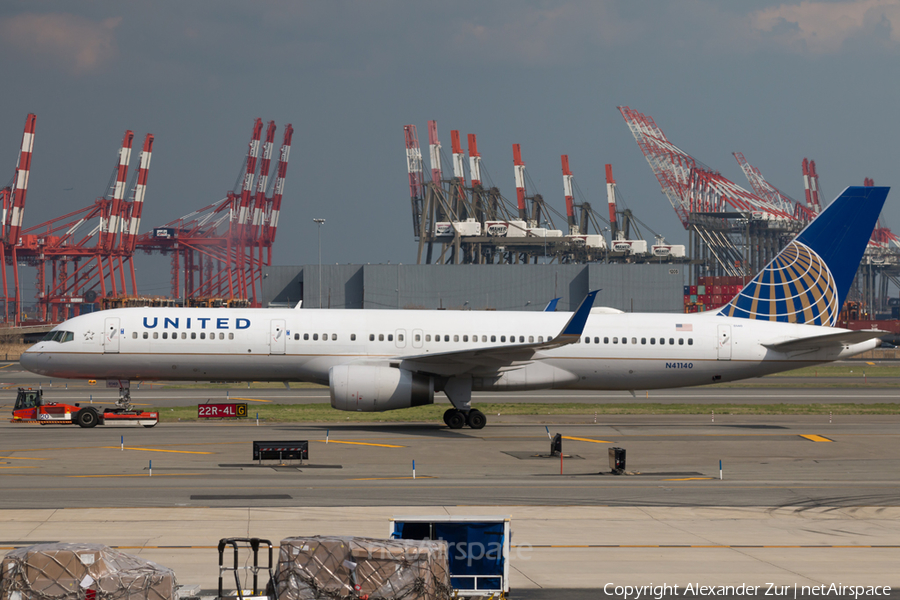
[[313, 218, 325, 308]]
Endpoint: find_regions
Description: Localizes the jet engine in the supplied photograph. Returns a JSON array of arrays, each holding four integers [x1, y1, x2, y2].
[[329, 365, 434, 412]]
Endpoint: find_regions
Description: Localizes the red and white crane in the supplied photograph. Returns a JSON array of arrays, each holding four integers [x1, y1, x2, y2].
[[427, 120, 442, 185], [467, 134, 482, 188], [1, 113, 36, 323], [561, 155, 577, 234], [403, 124, 426, 237], [732, 152, 815, 222], [605, 164, 619, 239], [512, 143, 528, 223], [264, 123, 293, 260], [618, 106, 794, 228]]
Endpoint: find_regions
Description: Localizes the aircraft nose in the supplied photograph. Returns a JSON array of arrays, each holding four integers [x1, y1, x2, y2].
[[19, 349, 41, 374]]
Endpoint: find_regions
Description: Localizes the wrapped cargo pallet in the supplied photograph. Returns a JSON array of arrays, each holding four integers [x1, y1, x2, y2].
[[0, 543, 175, 600], [276, 537, 451, 600]]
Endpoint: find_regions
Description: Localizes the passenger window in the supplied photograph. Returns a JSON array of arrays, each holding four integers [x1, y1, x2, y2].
[[688, 338, 693, 345], [332, 334, 337, 341], [192, 332, 197, 339], [162, 332, 168, 339], [669, 338, 674, 345], [491, 335, 496, 342], [313, 334, 319, 341], [632, 337, 637, 344], [435, 335, 440, 343], [415, 334, 421, 342], [454, 335, 459, 342], [679, 338, 684, 345], [444, 335, 449, 342], [379, 334, 384, 341], [659, 338, 664, 345], [397, 334, 403, 341], [322, 333, 327, 341], [369, 334, 375, 341], [641, 338, 646, 345], [200, 332, 206, 340], [219, 333, 225, 340], [132, 332, 138, 339], [143, 332, 148, 339], [482, 335, 487, 342], [585, 337, 590, 344], [529, 336, 534, 343], [604, 337, 609, 344], [229, 333, 234, 340], [294, 333, 299, 340], [538, 336, 544, 342], [153, 332, 158, 339], [387, 334, 393, 341], [182, 332, 187, 339], [351, 334, 356, 341], [650, 338, 655, 345], [463, 335, 468, 342], [517, 336, 522, 343], [425, 334, 431, 342], [501, 336, 506, 342]]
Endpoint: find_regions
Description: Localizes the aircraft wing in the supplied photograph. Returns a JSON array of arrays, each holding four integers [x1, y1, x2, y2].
[[762, 329, 884, 353], [397, 290, 598, 377]]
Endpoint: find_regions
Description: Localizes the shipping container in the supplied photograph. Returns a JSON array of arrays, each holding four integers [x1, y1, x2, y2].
[[390, 515, 511, 599]]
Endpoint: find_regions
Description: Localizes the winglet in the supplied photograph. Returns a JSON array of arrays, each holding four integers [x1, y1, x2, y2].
[[543, 298, 560, 312], [558, 290, 599, 338]]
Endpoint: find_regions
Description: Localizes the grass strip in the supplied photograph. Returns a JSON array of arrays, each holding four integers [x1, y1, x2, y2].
[[158, 402, 900, 423]]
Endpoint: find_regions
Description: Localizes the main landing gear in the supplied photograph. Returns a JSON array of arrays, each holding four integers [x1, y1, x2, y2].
[[443, 408, 486, 430]]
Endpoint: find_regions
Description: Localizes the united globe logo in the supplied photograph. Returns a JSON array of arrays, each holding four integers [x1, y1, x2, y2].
[[719, 240, 839, 326]]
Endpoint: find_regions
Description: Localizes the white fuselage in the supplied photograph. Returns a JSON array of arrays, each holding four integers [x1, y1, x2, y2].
[[21, 306, 877, 392]]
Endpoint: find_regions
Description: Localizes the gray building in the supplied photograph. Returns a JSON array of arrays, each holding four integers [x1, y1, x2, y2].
[[261, 264, 686, 313]]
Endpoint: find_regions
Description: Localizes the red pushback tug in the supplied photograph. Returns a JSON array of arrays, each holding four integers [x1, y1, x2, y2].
[[10, 387, 159, 428]]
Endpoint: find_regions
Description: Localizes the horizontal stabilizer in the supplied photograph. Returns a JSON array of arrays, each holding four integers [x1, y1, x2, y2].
[[763, 330, 884, 352]]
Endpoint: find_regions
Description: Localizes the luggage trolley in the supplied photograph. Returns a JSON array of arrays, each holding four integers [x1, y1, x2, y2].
[[217, 537, 275, 600]]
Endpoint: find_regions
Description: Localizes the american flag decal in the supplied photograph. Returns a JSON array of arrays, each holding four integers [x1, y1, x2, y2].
[[675, 324, 692, 331]]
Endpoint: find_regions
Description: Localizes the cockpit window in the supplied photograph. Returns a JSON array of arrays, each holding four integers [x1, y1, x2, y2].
[[41, 330, 73, 343]]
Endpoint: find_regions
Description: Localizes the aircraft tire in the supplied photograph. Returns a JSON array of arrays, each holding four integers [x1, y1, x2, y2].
[[466, 409, 486, 430], [442, 408, 456, 426], [76, 408, 99, 428], [446, 410, 466, 430]]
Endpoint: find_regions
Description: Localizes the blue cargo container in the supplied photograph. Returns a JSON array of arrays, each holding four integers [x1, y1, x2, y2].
[[389, 515, 510, 598]]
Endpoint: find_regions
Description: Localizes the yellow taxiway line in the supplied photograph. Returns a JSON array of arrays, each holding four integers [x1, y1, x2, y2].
[[351, 476, 435, 480], [562, 436, 613, 444], [67, 473, 206, 478], [101, 446, 214, 454], [800, 434, 833, 442], [316, 440, 405, 448], [228, 397, 273, 403]]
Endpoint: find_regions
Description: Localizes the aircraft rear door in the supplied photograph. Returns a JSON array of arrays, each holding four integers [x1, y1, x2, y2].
[[103, 317, 120, 354], [270, 319, 286, 355], [717, 324, 732, 360]]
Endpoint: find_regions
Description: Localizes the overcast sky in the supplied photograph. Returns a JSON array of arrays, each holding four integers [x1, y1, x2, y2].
[[1, 1, 898, 294]]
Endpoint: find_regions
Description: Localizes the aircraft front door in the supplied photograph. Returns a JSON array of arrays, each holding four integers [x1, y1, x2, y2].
[[717, 324, 732, 360], [270, 319, 286, 355], [103, 317, 120, 354]]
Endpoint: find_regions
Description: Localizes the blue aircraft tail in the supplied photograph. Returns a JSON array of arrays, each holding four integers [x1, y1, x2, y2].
[[718, 186, 889, 326]]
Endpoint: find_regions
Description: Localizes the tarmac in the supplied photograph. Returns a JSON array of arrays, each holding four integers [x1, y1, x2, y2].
[[0, 364, 899, 592]]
